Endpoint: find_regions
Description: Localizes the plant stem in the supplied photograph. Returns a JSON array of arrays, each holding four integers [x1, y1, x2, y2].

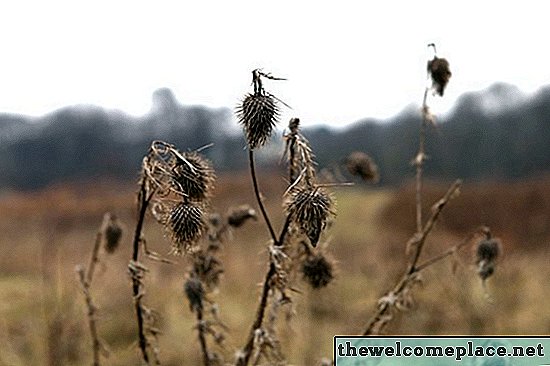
[[77, 231, 103, 366], [415, 87, 430, 233], [131, 180, 154, 365], [237, 265, 275, 366], [85, 231, 102, 286], [248, 149, 278, 244], [196, 306, 211, 366]]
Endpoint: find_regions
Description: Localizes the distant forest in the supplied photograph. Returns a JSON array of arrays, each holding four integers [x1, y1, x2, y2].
[[1, 83, 549, 190]]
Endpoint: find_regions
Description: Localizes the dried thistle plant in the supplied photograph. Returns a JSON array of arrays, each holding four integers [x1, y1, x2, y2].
[[359, 45, 503, 337], [128, 140, 216, 364], [76, 212, 123, 366]]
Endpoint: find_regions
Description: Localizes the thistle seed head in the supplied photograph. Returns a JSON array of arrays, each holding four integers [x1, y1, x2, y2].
[[476, 238, 501, 263], [102, 213, 123, 254], [285, 187, 334, 247], [227, 205, 257, 228], [428, 56, 452, 96], [475, 237, 501, 280], [301, 253, 334, 289], [172, 151, 215, 201], [236, 93, 280, 149], [168, 201, 206, 254], [345, 151, 379, 182], [184, 277, 204, 312]]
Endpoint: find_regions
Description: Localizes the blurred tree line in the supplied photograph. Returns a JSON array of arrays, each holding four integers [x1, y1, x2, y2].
[[1, 83, 549, 190]]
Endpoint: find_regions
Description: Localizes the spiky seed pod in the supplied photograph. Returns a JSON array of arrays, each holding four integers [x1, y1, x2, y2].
[[476, 238, 501, 280], [102, 213, 123, 254], [236, 93, 279, 149], [192, 251, 224, 289], [427, 56, 452, 96], [227, 205, 257, 228], [345, 151, 379, 182], [168, 201, 206, 254], [172, 152, 215, 201], [301, 253, 334, 289], [184, 277, 204, 312], [285, 187, 334, 247]]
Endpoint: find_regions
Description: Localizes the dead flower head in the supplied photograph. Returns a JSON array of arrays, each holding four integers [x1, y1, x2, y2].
[[475, 237, 501, 281], [236, 93, 280, 149], [285, 187, 334, 247], [227, 205, 257, 228], [301, 253, 334, 289], [427, 56, 452, 97], [172, 151, 215, 201], [167, 201, 206, 254], [101, 212, 123, 254], [345, 151, 379, 182], [184, 277, 205, 312]]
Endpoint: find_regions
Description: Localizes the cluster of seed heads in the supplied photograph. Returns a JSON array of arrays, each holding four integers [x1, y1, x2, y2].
[[143, 141, 216, 254], [476, 236, 501, 281], [285, 187, 334, 247], [301, 253, 334, 289], [345, 151, 379, 182]]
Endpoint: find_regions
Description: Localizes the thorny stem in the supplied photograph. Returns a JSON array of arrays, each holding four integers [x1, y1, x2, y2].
[[131, 179, 155, 365], [197, 307, 211, 366], [248, 149, 278, 244], [363, 180, 462, 335]]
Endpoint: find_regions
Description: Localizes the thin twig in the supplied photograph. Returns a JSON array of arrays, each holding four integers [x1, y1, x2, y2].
[[415, 87, 430, 233], [197, 307, 211, 366], [85, 232, 102, 286], [416, 226, 488, 272], [77, 228, 104, 366], [407, 180, 461, 274], [248, 149, 278, 244], [362, 180, 462, 335], [77, 268, 101, 366]]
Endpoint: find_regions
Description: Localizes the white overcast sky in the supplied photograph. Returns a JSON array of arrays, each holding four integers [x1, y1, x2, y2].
[[0, 1, 549, 127]]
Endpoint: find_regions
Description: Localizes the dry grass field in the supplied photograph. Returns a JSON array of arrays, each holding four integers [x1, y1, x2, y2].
[[0, 172, 548, 365]]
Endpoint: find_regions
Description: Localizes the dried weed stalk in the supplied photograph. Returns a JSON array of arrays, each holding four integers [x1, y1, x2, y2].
[[130, 140, 215, 364], [76, 213, 122, 366], [361, 44, 501, 336], [236, 79, 338, 365]]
